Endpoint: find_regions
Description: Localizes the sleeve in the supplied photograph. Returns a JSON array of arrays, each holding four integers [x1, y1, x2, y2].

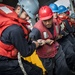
[[59, 22, 69, 37], [29, 28, 41, 41], [63, 20, 74, 33], [9, 26, 36, 57]]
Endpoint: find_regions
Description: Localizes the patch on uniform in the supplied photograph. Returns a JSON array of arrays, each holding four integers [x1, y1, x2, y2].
[[43, 32, 49, 39], [0, 6, 12, 14], [60, 22, 65, 31]]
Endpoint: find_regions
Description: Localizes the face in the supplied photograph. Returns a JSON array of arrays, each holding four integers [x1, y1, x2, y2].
[[20, 11, 30, 20], [53, 12, 58, 18], [15, 6, 21, 15], [42, 17, 53, 28], [15, 6, 30, 21], [58, 13, 66, 18]]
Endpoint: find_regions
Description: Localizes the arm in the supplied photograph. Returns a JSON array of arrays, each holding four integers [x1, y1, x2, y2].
[[29, 28, 46, 46], [29, 28, 53, 45], [1, 25, 39, 57], [59, 22, 69, 37], [29, 28, 41, 41], [63, 20, 74, 33]]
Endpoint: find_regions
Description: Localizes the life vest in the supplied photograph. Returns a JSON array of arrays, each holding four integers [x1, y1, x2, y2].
[[58, 15, 74, 33], [58, 15, 72, 27], [53, 17, 62, 26], [53, 17, 62, 34], [0, 4, 30, 59], [34, 20, 59, 58]]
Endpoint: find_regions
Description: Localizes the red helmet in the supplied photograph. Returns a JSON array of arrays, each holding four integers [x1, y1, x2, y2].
[[39, 6, 53, 20]]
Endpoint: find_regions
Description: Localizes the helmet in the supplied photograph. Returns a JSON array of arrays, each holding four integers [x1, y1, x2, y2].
[[18, 0, 39, 19], [58, 5, 68, 14], [70, 13, 75, 19], [49, 3, 58, 13], [39, 6, 53, 20]]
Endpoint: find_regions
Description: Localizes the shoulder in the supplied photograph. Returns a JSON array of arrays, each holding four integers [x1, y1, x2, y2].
[[31, 28, 40, 34], [3, 24, 24, 36], [29, 28, 41, 39]]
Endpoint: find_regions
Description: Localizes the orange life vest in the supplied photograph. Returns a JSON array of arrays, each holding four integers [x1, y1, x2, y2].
[[34, 20, 59, 58], [59, 15, 72, 27], [0, 4, 30, 59], [53, 17, 62, 26], [53, 17, 62, 35]]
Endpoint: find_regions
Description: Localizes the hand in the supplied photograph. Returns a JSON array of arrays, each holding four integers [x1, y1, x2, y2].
[[32, 39, 46, 48], [32, 41, 40, 48], [55, 35, 63, 40], [37, 39, 46, 46], [45, 39, 54, 45]]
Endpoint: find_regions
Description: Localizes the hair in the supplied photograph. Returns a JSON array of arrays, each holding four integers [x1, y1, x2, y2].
[[15, 5, 24, 13]]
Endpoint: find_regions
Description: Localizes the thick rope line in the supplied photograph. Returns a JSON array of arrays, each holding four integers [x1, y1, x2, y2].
[[18, 52, 27, 75]]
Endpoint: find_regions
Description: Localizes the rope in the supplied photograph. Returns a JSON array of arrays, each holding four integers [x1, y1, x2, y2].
[[18, 52, 27, 75]]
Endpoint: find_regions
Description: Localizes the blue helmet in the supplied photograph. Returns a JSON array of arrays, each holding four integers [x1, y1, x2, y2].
[[49, 3, 58, 13], [18, 0, 39, 19], [58, 5, 68, 14]]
